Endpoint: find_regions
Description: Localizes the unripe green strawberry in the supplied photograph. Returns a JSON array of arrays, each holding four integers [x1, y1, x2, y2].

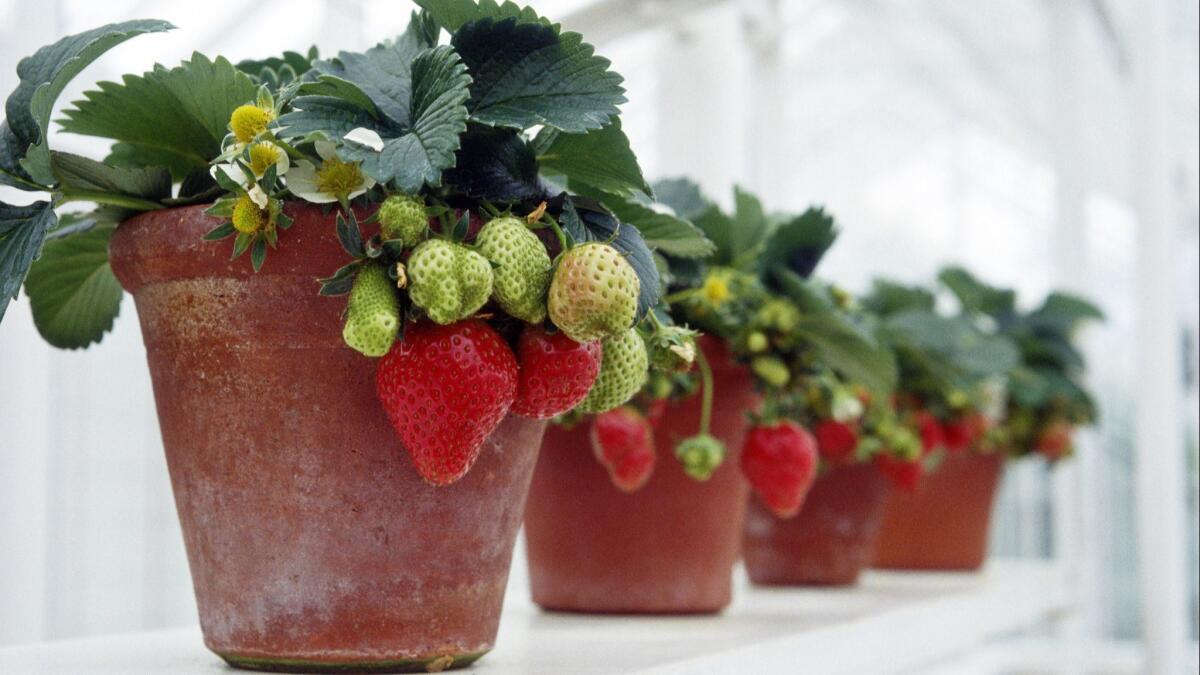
[[378, 194, 428, 246], [575, 327, 648, 414], [645, 324, 698, 373], [477, 215, 552, 323], [548, 243, 640, 343], [407, 239, 493, 325], [675, 433, 726, 480], [751, 356, 791, 388], [342, 263, 400, 357]]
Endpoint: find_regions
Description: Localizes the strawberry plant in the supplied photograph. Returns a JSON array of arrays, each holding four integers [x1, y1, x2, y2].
[[0, 1, 712, 486]]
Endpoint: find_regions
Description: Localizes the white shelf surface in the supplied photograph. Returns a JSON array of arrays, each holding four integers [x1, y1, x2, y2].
[[0, 559, 1072, 675]]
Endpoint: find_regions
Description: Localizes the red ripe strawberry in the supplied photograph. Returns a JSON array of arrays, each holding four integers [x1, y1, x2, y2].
[[874, 453, 923, 492], [511, 326, 602, 419], [376, 320, 518, 485], [915, 411, 945, 456], [740, 421, 819, 518], [590, 407, 655, 492], [813, 419, 859, 464], [942, 411, 988, 454], [1035, 420, 1074, 460]]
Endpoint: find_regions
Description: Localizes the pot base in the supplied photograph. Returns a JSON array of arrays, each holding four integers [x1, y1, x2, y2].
[[221, 650, 487, 673]]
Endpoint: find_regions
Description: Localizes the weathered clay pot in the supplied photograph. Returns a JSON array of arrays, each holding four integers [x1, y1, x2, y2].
[[872, 452, 1005, 571], [743, 463, 889, 586], [523, 338, 758, 614], [110, 204, 545, 672]]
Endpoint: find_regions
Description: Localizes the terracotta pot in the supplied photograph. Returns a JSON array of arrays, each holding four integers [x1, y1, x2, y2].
[[523, 339, 759, 614], [743, 463, 889, 586], [110, 204, 545, 672], [872, 452, 1005, 571]]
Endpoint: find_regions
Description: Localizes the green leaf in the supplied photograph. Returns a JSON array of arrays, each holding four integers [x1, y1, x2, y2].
[[311, 23, 435, 126], [414, 0, 553, 32], [691, 205, 736, 266], [295, 76, 380, 117], [22, 224, 122, 348], [59, 52, 257, 180], [652, 177, 710, 221], [338, 45, 472, 192], [4, 19, 174, 185], [1, 201, 56, 321], [452, 18, 625, 133], [277, 95, 378, 139], [533, 119, 650, 198], [759, 206, 838, 284], [775, 269, 896, 397], [237, 47, 318, 85], [444, 126, 543, 202], [50, 151, 171, 213], [1028, 292, 1104, 332], [937, 266, 1016, 320], [729, 186, 769, 271], [861, 278, 936, 316], [595, 195, 714, 259], [1, 122, 41, 191]]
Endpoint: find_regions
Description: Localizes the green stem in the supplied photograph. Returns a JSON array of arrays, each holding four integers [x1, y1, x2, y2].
[[269, 136, 308, 161], [0, 169, 49, 192], [540, 214, 568, 251], [56, 190, 165, 212], [665, 289, 699, 304], [697, 347, 715, 435]]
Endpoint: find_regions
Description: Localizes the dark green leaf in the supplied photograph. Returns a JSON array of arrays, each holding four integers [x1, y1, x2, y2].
[[203, 222, 236, 240], [277, 95, 379, 139], [414, 0, 553, 32], [0, 201, 56, 320], [1028, 292, 1105, 332], [250, 239, 267, 272], [444, 127, 543, 202], [59, 52, 257, 180], [453, 18, 625, 133], [861, 278, 936, 316], [690, 204, 736, 266], [336, 211, 366, 258], [311, 22, 435, 126], [5, 19, 174, 185], [295, 76, 380, 116], [1, 121, 40, 191], [652, 177, 710, 221], [533, 118, 650, 198], [759, 206, 838, 284], [730, 186, 769, 271], [338, 45, 472, 192], [237, 47, 318, 84], [22, 224, 122, 348], [593, 194, 713, 259], [938, 265, 1016, 319], [50, 151, 171, 210]]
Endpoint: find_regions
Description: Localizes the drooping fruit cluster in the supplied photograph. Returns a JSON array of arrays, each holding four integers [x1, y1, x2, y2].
[[590, 407, 656, 492], [741, 420, 819, 518]]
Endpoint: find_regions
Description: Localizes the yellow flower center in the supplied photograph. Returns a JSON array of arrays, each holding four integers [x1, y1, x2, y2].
[[702, 273, 731, 304], [232, 195, 269, 234], [230, 105, 274, 144], [316, 158, 365, 199], [247, 142, 282, 177]]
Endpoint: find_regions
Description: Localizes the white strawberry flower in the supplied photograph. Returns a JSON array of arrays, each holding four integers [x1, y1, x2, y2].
[[286, 141, 376, 204]]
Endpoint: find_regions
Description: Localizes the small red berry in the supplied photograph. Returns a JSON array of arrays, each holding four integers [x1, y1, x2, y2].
[[874, 453, 924, 492], [1035, 421, 1074, 460], [375, 320, 518, 485], [741, 420, 819, 518], [942, 411, 988, 454], [813, 419, 859, 464], [590, 407, 655, 492], [511, 325, 602, 419], [915, 410, 946, 456]]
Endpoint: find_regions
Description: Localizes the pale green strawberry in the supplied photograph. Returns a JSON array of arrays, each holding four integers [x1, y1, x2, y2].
[[377, 194, 428, 246], [408, 240, 494, 325], [477, 215, 552, 323], [342, 263, 400, 357], [575, 327, 648, 414], [548, 243, 639, 343]]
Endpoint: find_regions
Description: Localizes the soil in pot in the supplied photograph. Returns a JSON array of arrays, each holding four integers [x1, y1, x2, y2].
[[872, 452, 1005, 571], [109, 204, 545, 673], [522, 339, 759, 614], [743, 463, 889, 586]]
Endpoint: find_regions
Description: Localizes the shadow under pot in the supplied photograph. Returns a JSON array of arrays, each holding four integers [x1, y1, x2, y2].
[[522, 338, 759, 614], [743, 463, 890, 586], [871, 452, 1005, 571], [109, 203, 546, 673]]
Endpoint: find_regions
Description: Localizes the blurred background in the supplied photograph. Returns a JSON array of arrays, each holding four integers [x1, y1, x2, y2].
[[1, 0, 1197, 672]]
